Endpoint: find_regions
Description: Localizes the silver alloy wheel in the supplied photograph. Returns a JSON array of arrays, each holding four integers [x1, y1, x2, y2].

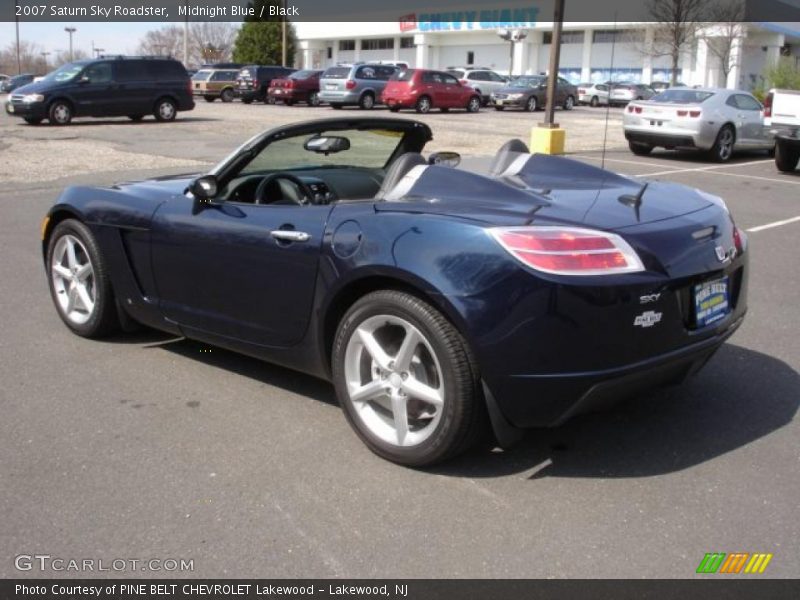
[[52, 103, 70, 124], [309, 92, 319, 106], [418, 96, 431, 113], [468, 97, 480, 112], [158, 100, 175, 120], [526, 96, 537, 111], [565, 95, 574, 109], [51, 234, 96, 325], [717, 127, 734, 160], [343, 315, 445, 447], [362, 94, 374, 109]]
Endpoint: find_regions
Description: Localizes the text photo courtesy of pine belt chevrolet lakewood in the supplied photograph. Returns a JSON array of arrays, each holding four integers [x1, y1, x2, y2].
[[41, 117, 748, 466]]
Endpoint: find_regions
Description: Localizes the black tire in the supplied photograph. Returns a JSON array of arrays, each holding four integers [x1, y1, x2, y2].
[[415, 95, 432, 114], [220, 88, 234, 103], [389, 106, 400, 112], [332, 290, 486, 466], [466, 95, 481, 113], [440, 107, 449, 113], [153, 97, 177, 122], [590, 95, 599, 107], [359, 92, 375, 110], [330, 103, 343, 110], [241, 98, 253, 105], [266, 95, 276, 105], [494, 106, 505, 111], [709, 124, 735, 162], [127, 114, 144, 121], [563, 95, 575, 110], [284, 99, 294, 106], [308, 92, 320, 107], [204, 95, 215, 103], [46, 219, 120, 338], [775, 140, 800, 172], [629, 141, 654, 156], [24, 117, 42, 125], [48, 100, 73, 125], [525, 95, 538, 112]]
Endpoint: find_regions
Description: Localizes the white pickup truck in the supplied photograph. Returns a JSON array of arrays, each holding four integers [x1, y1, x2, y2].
[[764, 89, 800, 172]]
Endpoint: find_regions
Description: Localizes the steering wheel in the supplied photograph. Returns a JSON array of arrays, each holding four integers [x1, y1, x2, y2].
[[254, 172, 314, 206]]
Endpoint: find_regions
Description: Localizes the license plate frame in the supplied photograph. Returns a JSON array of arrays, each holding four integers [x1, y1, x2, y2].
[[694, 276, 731, 327]]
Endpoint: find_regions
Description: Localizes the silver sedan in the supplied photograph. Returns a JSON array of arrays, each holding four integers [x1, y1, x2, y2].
[[623, 87, 775, 162]]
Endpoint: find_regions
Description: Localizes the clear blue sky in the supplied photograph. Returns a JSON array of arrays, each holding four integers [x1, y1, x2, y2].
[[0, 22, 177, 56]]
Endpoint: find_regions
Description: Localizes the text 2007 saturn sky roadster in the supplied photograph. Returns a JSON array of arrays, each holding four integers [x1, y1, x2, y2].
[[42, 118, 747, 466]]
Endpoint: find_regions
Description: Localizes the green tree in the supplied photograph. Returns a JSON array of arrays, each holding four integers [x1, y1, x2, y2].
[[232, 1, 296, 66]]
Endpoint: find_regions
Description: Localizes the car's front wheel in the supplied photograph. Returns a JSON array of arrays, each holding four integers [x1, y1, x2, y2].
[[308, 92, 320, 107], [332, 290, 485, 466], [525, 96, 538, 112], [563, 95, 575, 110], [153, 97, 177, 122], [48, 100, 72, 125], [220, 88, 234, 103], [590, 95, 599, 107], [46, 219, 119, 338], [466, 96, 481, 113]]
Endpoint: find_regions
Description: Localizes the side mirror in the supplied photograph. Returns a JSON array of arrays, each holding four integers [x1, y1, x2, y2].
[[78, 75, 90, 84], [189, 175, 219, 203], [428, 151, 461, 168]]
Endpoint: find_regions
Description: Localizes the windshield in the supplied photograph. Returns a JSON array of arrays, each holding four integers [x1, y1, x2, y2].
[[240, 128, 406, 174], [509, 77, 545, 88], [192, 70, 212, 81], [651, 89, 715, 104], [41, 63, 84, 83]]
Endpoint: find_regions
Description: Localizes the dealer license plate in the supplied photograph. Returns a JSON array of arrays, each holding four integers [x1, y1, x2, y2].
[[694, 276, 730, 327]]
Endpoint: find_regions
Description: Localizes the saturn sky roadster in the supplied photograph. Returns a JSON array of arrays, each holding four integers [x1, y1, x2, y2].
[[42, 117, 748, 466]]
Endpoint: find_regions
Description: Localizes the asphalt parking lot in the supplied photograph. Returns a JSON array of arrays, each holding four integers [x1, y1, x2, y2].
[[1, 100, 798, 579]]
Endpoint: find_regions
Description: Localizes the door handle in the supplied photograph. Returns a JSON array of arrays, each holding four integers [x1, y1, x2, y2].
[[270, 230, 311, 243]]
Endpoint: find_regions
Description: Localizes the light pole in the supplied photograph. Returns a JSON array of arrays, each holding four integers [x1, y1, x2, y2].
[[282, 0, 287, 66], [64, 27, 76, 62], [14, 0, 21, 74], [40, 51, 50, 71], [183, 0, 189, 66]]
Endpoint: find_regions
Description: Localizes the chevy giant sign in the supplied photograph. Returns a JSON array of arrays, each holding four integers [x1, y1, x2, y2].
[[399, 6, 539, 32]]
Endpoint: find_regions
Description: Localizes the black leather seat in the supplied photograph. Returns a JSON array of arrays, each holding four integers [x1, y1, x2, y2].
[[375, 152, 428, 200], [488, 139, 530, 177]]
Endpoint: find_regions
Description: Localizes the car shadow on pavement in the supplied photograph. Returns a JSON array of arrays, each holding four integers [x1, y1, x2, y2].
[[434, 344, 798, 479], [17, 117, 220, 128]]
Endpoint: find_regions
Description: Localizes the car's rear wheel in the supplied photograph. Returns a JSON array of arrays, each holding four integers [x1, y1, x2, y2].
[[415, 95, 432, 114], [48, 100, 72, 125], [629, 141, 654, 156], [220, 88, 234, 103], [153, 97, 177, 122], [46, 219, 119, 338], [128, 114, 144, 121], [24, 117, 42, 125], [466, 96, 481, 113], [494, 106, 505, 111], [333, 290, 485, 466], [590, 95, 599, 107], [308, 92, 320, 107], [775, 140, 800, 172], [709, 125, 735, 162], [525, 96, 538, 112], [359, 92, 375, 110]]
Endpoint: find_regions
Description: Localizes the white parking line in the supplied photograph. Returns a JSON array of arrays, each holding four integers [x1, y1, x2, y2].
[[747, 215, 800, 233], [572, 155, 672, 169], [634, 159, 773, 178]]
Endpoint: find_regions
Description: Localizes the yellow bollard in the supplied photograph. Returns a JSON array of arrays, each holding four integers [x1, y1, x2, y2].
[[530, 125, 566, 155]]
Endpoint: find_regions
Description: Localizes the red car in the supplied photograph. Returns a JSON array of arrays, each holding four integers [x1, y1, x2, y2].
[[268, 70, 323, 106], [381, 69, 482, 113]]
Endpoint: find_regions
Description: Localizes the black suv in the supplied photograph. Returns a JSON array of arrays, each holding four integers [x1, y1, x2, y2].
[[4, 56, 194, 126], [235, 65, 295, 103]]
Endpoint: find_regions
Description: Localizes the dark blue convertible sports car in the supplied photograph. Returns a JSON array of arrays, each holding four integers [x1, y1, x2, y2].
[[42, 117, 748, 466]]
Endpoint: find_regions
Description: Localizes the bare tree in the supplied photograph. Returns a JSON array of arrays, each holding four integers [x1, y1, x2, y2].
[[704, 0, 746, 87], [191, 22, 237, 65], [137, 25, 185, 59], [52, 48, 89, 67], [646, 0, 709, 85], [0, 40, 46, 75]]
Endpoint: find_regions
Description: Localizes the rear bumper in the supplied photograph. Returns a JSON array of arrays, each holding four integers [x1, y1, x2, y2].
[[384, 95, 417, 108], [490, 314, 744, 428], [268, 88, 306, 101], [625, 129, 698, 148], [317, 90, 360, 105]]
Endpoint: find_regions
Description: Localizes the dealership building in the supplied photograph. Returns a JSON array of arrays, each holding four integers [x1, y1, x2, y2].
[[294, 20, 800, 90]]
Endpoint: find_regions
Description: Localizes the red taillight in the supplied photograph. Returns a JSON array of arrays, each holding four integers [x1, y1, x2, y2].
[[677, 110, 688, 117], [285, 79, 295, 89], [489, 227, 645, 276], [345, 79, 356, 89], [733, 225, 745, 255], [689, 110, 701, 118], [627, 105, 634, 113], [634, 106, 642, 114], [764, 92, 773, 118]]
